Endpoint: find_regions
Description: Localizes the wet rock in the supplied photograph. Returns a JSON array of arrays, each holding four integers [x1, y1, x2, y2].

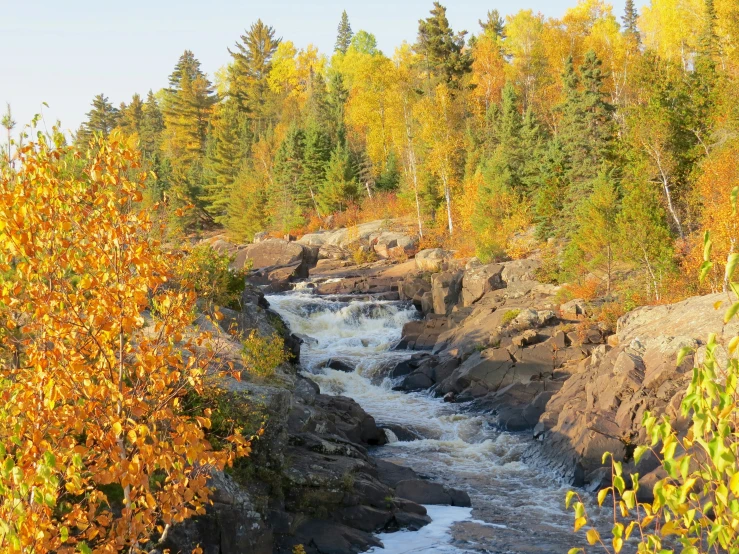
[[395, 480, 471, 507], [396, 371, 435, 391], [326, 359, 355, 372], [375, 459, 419, 487], [289, 520, 382, 554]]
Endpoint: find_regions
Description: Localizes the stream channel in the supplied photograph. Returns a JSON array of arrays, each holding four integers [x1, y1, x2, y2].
[[267, 287, 589, 553]]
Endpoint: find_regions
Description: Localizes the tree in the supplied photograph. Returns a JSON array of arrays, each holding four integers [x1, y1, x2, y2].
[[270, 124, 306, 231], [77, 94, 119, 145], [415, 2, 472, 88], [118, 93, 144, 136], [139, 90, 164, 156], [1, 103, 14, 168], [319, 142, 357, 213], [335, 10, 353, 54], [504, 10, 548, 111], [563, 172, 621, 296], [204, 99, 245, 222], [301, 119, 332, 215], [416, 83, 463, 235], [622, 0, 640, 43], [0, 133, 249, 553], [228, 20, 281, 129], [479, 9, 506, 39]]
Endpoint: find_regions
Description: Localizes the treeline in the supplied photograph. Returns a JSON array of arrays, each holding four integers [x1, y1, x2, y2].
[[71, 0, 739, 301]]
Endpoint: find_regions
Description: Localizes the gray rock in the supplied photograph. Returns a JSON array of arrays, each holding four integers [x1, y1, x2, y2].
[[395, 480, 471, 507], [415, 248, 450, 272], [431, 270, 463, 315], [461, 263, 504, 307]]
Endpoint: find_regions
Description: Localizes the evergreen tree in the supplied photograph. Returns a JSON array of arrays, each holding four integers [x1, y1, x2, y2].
[[415, 2, 472, 88], [229, 20, 281, 129], [77, 94, 119, 145], [534, 138, 570, 239], [326, 72, 349, 145], [270, 124, 306, 231], [301, 120, 332, 215], [562, 172, 621, 296], [622, 0, 640, 43], [168, 50, 204, 89], [140, 91, 164, 156], [227, 168, 270, 241], [204, 99, 244, 223], [479, 9, 505, 39], [319, 142, 358, 213], [376, 150, 400, 191], [118, 93, 144, 135], [335, 10, 354, 54], [558, 52, 617, 209]]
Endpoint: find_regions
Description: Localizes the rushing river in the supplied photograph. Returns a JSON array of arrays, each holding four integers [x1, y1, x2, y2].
[[266, 289, 588, 553]]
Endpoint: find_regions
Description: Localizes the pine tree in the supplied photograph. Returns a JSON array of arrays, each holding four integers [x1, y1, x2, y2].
[[319, 142, 358, 213], [622, 0, 640, 44], [168, 50, 203, 89], [227, 168, 270, 241], [335, 10, 353, 54], [534, 138, 569, 239], [326, 72, 349, 146], [415, 2, 472, 88], [479, 9, 505, 39], [77, 94, 119, 145], [229, 20, 281, 129]]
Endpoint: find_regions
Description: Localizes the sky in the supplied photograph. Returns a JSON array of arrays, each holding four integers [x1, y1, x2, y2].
[[0, 0, 629, 137]]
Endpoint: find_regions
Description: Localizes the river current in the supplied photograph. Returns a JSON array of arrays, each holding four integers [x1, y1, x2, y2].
[[266, 289, 588, 553]]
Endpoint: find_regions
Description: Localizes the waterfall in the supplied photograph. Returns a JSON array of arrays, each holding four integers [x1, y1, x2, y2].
[[267, 288, 594, 553]]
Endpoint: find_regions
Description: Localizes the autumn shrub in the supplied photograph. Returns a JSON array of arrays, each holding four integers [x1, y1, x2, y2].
[[241, 330, 289, 379], [0, 133, 250, 553], [567, 228, 739, 553], [178, 244, 245, 310], [352, 246, 378, 265]]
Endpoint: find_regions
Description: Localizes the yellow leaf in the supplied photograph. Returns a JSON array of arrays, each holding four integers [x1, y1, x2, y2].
[[574, 516, 587, 532], [112, 421, 122, 437], [730, 472, 739, 497], [586, 528, 600, 545]]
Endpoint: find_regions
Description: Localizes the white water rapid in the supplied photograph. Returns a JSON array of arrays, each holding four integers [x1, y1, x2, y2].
[[267, 289, 588, 553]]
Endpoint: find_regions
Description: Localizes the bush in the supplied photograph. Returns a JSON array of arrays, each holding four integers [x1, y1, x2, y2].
[[567, 234, 739, 553], [241, 331, 289, 379], [501, 309, 520, 325], [178, 244, 246, 309]]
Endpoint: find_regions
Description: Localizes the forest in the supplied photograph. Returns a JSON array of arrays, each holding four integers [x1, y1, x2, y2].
[[13, 0, 730, 308]]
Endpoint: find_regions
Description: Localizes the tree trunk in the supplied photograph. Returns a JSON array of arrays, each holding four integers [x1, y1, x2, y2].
[[442, 171, 453, 235]]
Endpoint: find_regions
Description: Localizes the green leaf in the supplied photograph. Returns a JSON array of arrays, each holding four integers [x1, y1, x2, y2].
[[732, 186, 738, 215], [677, 346, 693, 368], [725, 302, 739, 324], [704, 231, 713, 261], [634, 445, 648, 465], [700, 260, 713, 283], [726, 253, 739, 283], [567, 549, 583, 554], [78, 542, 92, 554]]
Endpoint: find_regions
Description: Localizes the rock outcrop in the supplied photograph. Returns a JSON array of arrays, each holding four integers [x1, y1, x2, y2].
[[161, 283, 473, 554], [533, 293, 739, 486]]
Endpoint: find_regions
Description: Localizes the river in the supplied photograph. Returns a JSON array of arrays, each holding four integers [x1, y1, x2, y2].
[[266, 289, 587, 553]]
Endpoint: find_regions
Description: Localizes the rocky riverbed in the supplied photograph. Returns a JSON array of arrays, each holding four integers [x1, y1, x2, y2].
[[170, 222, 737, 553]]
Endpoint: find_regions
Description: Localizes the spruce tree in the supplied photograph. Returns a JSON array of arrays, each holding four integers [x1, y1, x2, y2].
[[78, 94, 119, 145], [415, 2, 472, 88], [270, 124, 306, 231], [562, 172, 620, 296], [227, 168, 270, 241], [140, 91, 164, 156], [622, 0, 640, 44], [203, 99, 244, 223], [229, 20, 281, 129], [168, 50, 204, 89], [319, 142, 357, 213], [119, 93, 144, 135], [301, 120, 332, 215], [335, 11, 353, 54]]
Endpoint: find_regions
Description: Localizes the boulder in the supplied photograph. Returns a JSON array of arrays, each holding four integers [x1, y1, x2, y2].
[[501, 258, 541, 284], [561, 298, 589, 319], [236, 238, 305, 270], [415, 248, 450, 272], [395, 480, 471, 507], [461, 263, 504, 307], [431, 270, 463, 315]]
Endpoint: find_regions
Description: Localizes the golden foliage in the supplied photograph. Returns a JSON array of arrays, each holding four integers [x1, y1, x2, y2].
[[0, 134, 248, 553]]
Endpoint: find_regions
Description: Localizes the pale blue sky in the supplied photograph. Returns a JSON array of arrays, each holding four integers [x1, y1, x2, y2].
[[1, 0, 630, 135]]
